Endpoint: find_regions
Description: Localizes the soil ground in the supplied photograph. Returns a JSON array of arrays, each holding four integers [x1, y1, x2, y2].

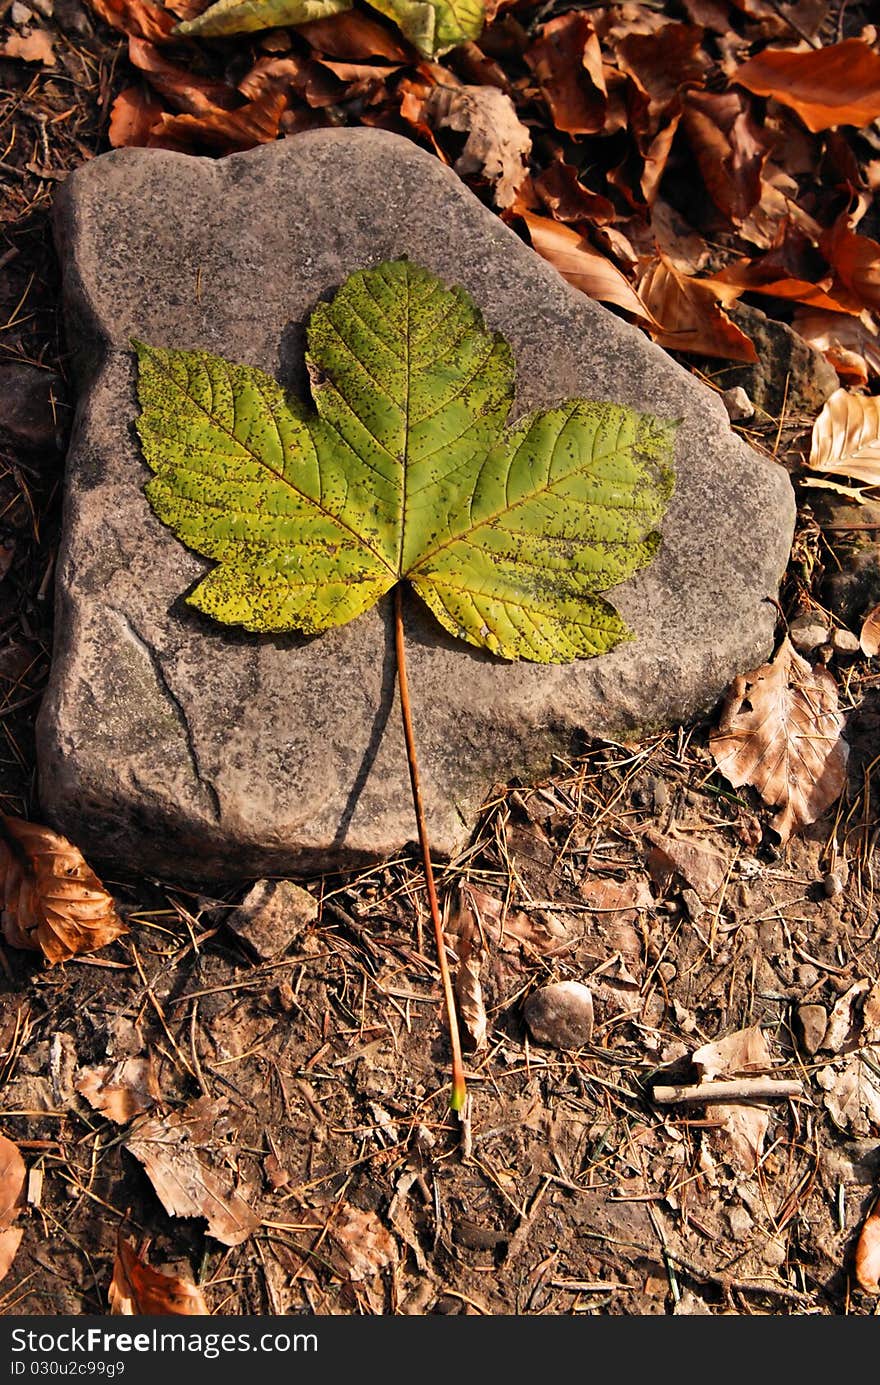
[[1, 0, 880, 1318]]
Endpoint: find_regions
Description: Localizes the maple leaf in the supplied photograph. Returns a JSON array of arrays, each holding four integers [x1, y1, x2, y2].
[[134, 258, 675, 664]]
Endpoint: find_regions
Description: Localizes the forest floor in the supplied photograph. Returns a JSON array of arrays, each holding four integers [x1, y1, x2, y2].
[[1, 0, 880, 1317]]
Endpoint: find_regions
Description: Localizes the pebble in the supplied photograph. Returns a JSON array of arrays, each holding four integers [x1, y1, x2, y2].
[[721, 386, 755, 422], [223, 878, 317, 960], [789, 612, 829, 654], [831, 627, 861, 657], [796, 1003, 828, 1056], [523, 981, 594, 1049]]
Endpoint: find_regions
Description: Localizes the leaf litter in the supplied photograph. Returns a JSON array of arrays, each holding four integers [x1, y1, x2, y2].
[[5, 0, 880, 1319]]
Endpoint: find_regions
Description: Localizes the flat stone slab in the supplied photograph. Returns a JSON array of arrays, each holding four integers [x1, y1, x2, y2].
[[39, 130, 795, 881]]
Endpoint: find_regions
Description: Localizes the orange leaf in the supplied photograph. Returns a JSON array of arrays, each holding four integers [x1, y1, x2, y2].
[[0, 816, 126, 964], [0, 1132, 26, 1286], [860, 603, 880, 658], [533, 159, 615, 225], [525, 12, 607, 136], [822, 220, 880, 316], [151, 90, 286, 152], [129, 37, 240, 114], [680, 88, 767, 223], [522, 213, 655, 324], [733, 39, 880, 133], [110, 1235, 209, 1315], [108, 85, 167, 148], [295, 9, 410, 61], [84, 0, 177, 43], [638, 256, 756, 362], [855, 1197, 880, 1295], [793, 309, 880, 386], [808, 389, 880, 488]]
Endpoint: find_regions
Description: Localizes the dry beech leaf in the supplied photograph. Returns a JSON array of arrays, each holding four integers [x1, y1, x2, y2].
[[125, 1097, 260, 1247], [422, 84, 530, 209], [110, 1234, 209, 1315], [522, 213, 655, 324], [710, 638, 848, 843], [0, 1133, 26, 1286], [808, 389, 880, 488], [692, 1026, 773, 1171], [793, 309, 880, 386], [855, 1197, 880, 1295], [0, 30, 56, 63], [816, 1051, 880, 1136], [638, 256, 756, 362], [822, 221, 880, 316], [84, 0, 178, 42], [645, 831, 729, 902], [524, 12, 607, 136], [680, 88, 766, 225], [733, 39, 880, 134], [328, 1204, 398, 1281], [296, 8, 411, 59], [0, 815, 126, 964], [533, 160, 616, 226], [861, 604, 880, 657], [76, 1058, 160, 1125], [444, 893, 487, 1050], [109, 85, 168, 148]]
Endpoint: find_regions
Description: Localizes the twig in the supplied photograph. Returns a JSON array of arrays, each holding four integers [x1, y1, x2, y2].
[[652, 1078, 803, 1105], [394, 584, 467, 1111]]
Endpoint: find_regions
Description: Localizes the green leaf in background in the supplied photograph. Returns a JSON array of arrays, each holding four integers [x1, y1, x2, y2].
[[135, 259, 675, 663], [365, 0, 483, 56], [175, 0, 351, 40], [174, 0, 483, 56]]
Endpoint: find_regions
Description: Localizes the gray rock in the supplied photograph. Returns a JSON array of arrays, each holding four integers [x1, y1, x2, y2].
[[728, 303, 839, 418], [222, 879, 316, 959], [789, 612, 829, 654], [831, 627, 861, 657], [39, 131, 795, 880], [524, 981, 594, 1049], [721, 386, 754, 422]]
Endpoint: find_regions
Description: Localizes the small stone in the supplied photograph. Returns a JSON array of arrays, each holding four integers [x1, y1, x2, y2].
[[789, 612, 829, 654], [797, 1003, 827, 1056], [761, 1237, 787, 1268], [0, 363, 65, 452], [728, 303, 839, 417], [720, 386, 754, 422], [657, 961, 677, 982], [831, 627, 861, 657], [11, 2, 34, 22], [523, 981, 594, 1049], [673, 1289, 713, 1315], [224, 879, 317, 960], [727, 1203, 753, 1241]]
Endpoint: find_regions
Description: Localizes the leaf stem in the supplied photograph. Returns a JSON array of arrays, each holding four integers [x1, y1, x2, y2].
[[393, 583, 467, 1113]]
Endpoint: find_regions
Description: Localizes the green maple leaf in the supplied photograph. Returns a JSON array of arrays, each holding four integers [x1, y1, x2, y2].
[[174, 0, 483, 57], [134, 259, 675, 663]]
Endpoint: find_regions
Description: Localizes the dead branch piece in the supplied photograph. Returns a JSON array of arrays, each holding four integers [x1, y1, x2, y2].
[[652, 1078, 803, 1105]]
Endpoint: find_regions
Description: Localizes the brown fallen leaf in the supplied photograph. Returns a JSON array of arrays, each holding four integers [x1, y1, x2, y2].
[[128, 36, 240, 114], [710, 638, 848, 843], [84, 0, 178, 43], [296, 8, 410, 60], [808, 389, 880, 489], [793, 309, 880, 386], [0, 815, 126, 963], [328, 1204, 397, 1281], [0, 1132, 26, 1286], [524, 11, 606, 136], [0, 29, 56, 64], [861, 604, 880, 657], [816, 1051, 880, 1136], [638, 255, 756, 362], [680, 88, 766, 224], [422, 84, 530, 210], [109, 85, 169, 148], [149, 90, 287, 152], [76, 1057, 160, 1125], [125, 1097, 260, 1246], [444, 891, 487, 1050], [822, 220, 880, 317], [533, 159, 616, 225], [645, 831, 729, 903], [613, 19, 708, 126], [855, 1197, 880, 1295], [733, 39, 880, 134], [692, 1025, 774, 1170], [110, 1233, 209, 1314], [523, 213, 655, 324]]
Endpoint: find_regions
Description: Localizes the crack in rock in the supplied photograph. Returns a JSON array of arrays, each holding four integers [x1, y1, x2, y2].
[[110, 607, 222, 824]]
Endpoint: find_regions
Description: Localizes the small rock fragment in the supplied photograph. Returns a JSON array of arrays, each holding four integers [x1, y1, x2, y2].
[[524, 981, 593, 1049], [224, 879, 317, 960], [789, 612, 829, 654], [721, 386, 754, 422], [796, 1003, 827, 1056], [831, 627, 861, 657]]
